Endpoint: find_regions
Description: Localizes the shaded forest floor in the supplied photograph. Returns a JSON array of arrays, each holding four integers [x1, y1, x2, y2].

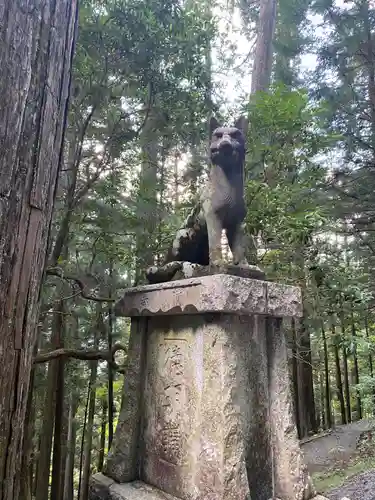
[[301, 419, 375, 499], [326, 470, 375, 500]]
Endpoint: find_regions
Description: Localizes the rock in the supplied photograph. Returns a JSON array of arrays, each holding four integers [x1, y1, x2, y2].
[[114, 273, 303, 318], [89, 474, 180, 500], [146, 260, 265, 283]]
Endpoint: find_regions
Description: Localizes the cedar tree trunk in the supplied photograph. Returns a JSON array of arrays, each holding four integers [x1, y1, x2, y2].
[[0, 1, 77, 498]]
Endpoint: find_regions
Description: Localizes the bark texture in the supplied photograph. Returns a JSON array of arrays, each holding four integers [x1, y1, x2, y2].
[[250, 0, 277, 95], [296, 317, 318, 437], [0, 1, 78, 498]]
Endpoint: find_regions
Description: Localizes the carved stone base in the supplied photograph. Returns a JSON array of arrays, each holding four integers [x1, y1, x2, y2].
[[90, 275, 319, 500], [89, 475, 329, 500], [146, 261, 265, 284], [90, 474, 180, 500]]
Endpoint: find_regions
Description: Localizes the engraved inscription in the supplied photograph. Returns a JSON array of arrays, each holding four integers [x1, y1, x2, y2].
[[156, 339, 187, 466]]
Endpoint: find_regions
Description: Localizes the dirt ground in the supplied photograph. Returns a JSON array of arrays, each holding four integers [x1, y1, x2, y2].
[[301, 419, 375, 473], [300, 419, 375, 499], [326, 470, 375, 500]]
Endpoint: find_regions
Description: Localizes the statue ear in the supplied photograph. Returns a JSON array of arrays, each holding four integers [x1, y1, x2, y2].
[[234, 116, 248, 136], [209, 116, 220, 135]]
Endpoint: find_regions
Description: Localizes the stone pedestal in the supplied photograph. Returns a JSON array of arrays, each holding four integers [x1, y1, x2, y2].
[[89, 274, 322, 500]]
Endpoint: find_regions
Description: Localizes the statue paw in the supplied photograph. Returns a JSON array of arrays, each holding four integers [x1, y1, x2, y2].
[[233, 259, 249, 267], [210, 259, 227, 268]]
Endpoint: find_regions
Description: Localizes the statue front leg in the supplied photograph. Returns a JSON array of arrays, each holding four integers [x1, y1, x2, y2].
[[202, 199, 224, 266], [226, 223, 249, 266]]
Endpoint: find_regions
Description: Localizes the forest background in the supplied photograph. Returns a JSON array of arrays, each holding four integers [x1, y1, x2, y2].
[[2, 0, 375, 498]]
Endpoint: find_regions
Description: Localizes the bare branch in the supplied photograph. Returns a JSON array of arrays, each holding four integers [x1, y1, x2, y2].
[[33, 343, 127, 373], [45, 268, 116, 302]]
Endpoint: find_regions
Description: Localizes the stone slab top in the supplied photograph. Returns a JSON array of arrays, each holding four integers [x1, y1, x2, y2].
[[114, 274, 302, 318], [90, 474, 179, 500]]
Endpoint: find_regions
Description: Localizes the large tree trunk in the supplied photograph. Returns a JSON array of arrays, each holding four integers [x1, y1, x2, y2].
[[296, 315, 318, 437], [80, 361, 99, 500], [332, 323, 347, 424], [79, 310, 100, 500], [362, 0, 375, 150], [340, 306, 352, 423], [241, 0, 277, 265], [245, 0, 276, 265], [20, 342, 39, 500], [35, 276, 68, 500], [63, 392, 78, 500], [319, 369, 325, 429], [35, 340, 59, 499], [134, 100, 159, 283], [97, 399, 108, 472], [0, 1, 77, 498], [321, 324, 332, 428], [50, 298, 68, 500], [312, 349, 321, 430], [350, 304, 362, 420], [290, 319, 301, 437], [78, 379, 91, 500], [342, 345, 352, 423], [108, 301, 115, 450], [364, 313, 375, 415], [250, 0, 277, 95]]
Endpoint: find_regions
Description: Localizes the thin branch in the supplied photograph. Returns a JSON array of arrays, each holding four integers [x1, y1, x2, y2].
[[33, 343, 127, 373], [135, 80, 154, 135], [45, 268, 116, 302]]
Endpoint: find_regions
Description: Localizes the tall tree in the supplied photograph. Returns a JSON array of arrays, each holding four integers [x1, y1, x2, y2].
[[272, 0, 312, 86], [308, 0, 375, 423], [312, 0, 375, 252], [0, 1, 78, 499], [244, 85, 333, 434], [250, 0, 278, 95], [23, 0, 217, 496]]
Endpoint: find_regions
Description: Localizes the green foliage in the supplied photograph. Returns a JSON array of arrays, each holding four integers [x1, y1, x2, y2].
[[244, 85, 331, 259], [273, 0, 313, 86], [32, 1, 219, 497], [29, 1, 375, 498]]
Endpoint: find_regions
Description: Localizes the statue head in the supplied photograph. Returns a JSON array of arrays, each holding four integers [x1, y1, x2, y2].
[[209, 116, 248, 170]]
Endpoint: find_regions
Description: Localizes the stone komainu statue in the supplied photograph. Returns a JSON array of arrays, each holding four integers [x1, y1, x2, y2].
[[147, 116, 257, 284]]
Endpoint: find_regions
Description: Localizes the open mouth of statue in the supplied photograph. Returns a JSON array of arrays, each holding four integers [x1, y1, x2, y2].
[[218, 141, 234, 154], [221, 148, 234, 156], [211, 147, 234, 159]]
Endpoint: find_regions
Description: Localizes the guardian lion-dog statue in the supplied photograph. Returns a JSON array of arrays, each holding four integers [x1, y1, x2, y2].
[[146, 117, 263, 283]]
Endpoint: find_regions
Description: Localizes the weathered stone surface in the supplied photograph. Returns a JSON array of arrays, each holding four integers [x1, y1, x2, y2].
[[141, 316, 199, 498], [246, 315, 272, 499], [90, 473, 114, 500], [265, 498, 329, 500], [92, 276, 316, 500], [114, 274, 302, 318], [267, 318, 316, 500], [89, 474, 180, 500], [146, 261, 265, 284], [267, 281, 303, 318], [105, 314, 275, 499], [269, 498, 329, 500]]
